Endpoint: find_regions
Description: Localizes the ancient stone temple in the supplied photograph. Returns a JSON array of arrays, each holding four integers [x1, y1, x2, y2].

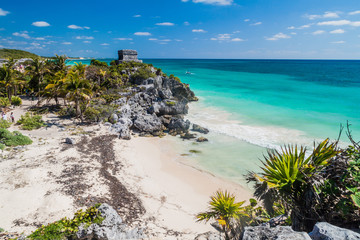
[[117, 49, 142, 63]]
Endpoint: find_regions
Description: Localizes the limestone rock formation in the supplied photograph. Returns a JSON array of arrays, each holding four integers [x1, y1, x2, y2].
[[192, 124, 209, 134], [117, 49, 142, 63], [309, 222, 360, 240], [242, 225, 311, 240], [75, 203, 145, 240]]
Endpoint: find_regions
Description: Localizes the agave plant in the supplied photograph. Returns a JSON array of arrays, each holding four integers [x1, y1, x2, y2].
[[196, 190, 246, 240]]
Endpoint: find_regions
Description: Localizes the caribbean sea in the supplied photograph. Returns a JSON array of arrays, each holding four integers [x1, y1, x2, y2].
[[68, 59, 360, 185]]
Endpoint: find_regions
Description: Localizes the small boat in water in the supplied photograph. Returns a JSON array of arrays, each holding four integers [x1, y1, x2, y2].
[[185, 70, 193, 75]]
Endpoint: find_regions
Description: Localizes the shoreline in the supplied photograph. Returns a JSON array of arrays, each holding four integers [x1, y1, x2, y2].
[[0, 99, 253, 239]]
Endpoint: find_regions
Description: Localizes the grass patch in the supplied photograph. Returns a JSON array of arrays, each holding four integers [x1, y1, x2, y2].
[[17, 112, 46, 130], [0, 128, 32, 147], [27, 204, 103, 240]]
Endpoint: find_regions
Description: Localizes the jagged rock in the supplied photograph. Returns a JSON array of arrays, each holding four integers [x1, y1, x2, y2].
[[158, 88, 172, 99], [109, 113, 118, 124], [111, 118, 132, 140], [309, 222, 360, 240], [159, 115, 172, 127], [153, 98, 189, 116], [116, 104, 132, 119], [243, 226, 311, 240], [192, 124, 209, 134], [162, 77, 196, 101], [133, 114, 163, 134], [180, 131, 197, 140], [196, 137, 208, 142], [113, 97, 127, 106], [75, 203, 145, 240], [194, 231, 223, 240], [168, 117, 190, 134], [65, 137, 76, 144]]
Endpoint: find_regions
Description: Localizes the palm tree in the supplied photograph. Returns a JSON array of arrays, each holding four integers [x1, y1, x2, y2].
[[26, 58, 49, 93], [196, 190, 246, 240], [62, 70, 93, 119], [53, 54, 68, 73], [0, 59, 25, 100]]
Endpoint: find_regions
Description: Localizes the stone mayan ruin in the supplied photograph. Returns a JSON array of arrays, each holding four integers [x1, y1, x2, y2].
[[117, 49, 142, 64]]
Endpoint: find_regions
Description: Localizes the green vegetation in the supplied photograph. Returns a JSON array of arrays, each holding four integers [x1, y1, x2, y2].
[[28, 204, 103, 240], [17, 112, 45, 130], [189, 149, 201, 154], [0, 128, 32, 147], [0, 48, 39, 59], [0, 97, 10, 107], [11, 96, 22, 106], [0, 120, 11, 128]]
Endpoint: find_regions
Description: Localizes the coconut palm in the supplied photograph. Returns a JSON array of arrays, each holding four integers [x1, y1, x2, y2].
[[196, 190, 246, 240], [0, 59, 25, 100]]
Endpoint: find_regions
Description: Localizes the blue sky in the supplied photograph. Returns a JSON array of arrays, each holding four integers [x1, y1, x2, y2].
[[1, 0, 360, 59]]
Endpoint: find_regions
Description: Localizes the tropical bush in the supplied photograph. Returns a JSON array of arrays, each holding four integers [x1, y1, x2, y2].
[[0, 120, 11, 129], [28, 204, 103, 240], [90, 59, 108, 67], [130, 68, 155, 84], [83, 106, 101, 122], [11, 96, 22, 106], [0, 97, 10, 107], [0, 128, 32, 146], [17, 112, 46, 130]]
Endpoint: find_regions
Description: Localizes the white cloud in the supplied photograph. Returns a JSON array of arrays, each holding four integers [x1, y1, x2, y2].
[[317, 20, 360, 26], [330, 29, 345, 34], [0, 8, 10, 16], [62, 42, 72, 45], [175, 39, 183, 41], [34, 37, 45, 40], [298, 24, 312, 29], [290, 32, 297, 35], [182, 0, 233, 5], [134, 32, 151, 36], [231, 38, 245, 42], [68, 25, 90, 30], [156, 22, 175, 26], [83, 41, 91, 43], [266, 32, 291, 41], [149, 38, 158, 41], [75, 36, 94, 39], [0, 28, 5, 31], [349, 10, 360, 15], [244, 19, 250, 22], [192, 29, 207, 33], [114, 38, 133, 40], [305, 11, 340, 20], [287, 26, 295, 29], [101, 43, 109, 46], [184, 21, 190, 25], [13, 31, 30, 39], [133, 14, 141, 18], [32, 21, 50, 27], [312, 30, 325, 35], [331, 40, 345, 44], [251, 22, 262, 26]]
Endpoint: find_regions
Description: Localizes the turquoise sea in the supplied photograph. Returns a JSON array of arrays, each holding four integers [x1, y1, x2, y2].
[[67, 59, 360, 185]]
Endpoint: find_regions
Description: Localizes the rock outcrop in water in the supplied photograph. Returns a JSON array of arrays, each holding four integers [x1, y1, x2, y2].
[[108, 68, 199, 140]]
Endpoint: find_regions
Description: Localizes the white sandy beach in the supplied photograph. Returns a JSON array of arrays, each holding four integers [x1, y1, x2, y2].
[[0, 99, 252, 239]]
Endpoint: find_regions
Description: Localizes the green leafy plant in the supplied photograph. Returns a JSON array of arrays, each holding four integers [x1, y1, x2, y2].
[[11, 96, 22, 106], [0, 97, 10, 107], [196, 190, 246, 240], [17, 112, 46, 130], [0, 128, 32, 146], [28, 204, 104, 240], [0, 119, 11, 128], [83, 107, 101, 122]]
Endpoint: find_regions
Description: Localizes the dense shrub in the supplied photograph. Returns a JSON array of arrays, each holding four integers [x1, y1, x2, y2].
[[17, 112, 45, 130], [84, 107, 101, 122], [101, 94, 121, 104], [130, 68, 155, 84], [0, 128, 32, 146], [57, 106, 76, 118], [0, 97, 10, 107], [0, 120, 11, 129], [90, 59, 108, 67], [28, 204, 103, 240], [11, 96, 22, 106]]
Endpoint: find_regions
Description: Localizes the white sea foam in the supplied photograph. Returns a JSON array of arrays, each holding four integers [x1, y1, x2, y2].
[[186, 102, 316, 150]]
